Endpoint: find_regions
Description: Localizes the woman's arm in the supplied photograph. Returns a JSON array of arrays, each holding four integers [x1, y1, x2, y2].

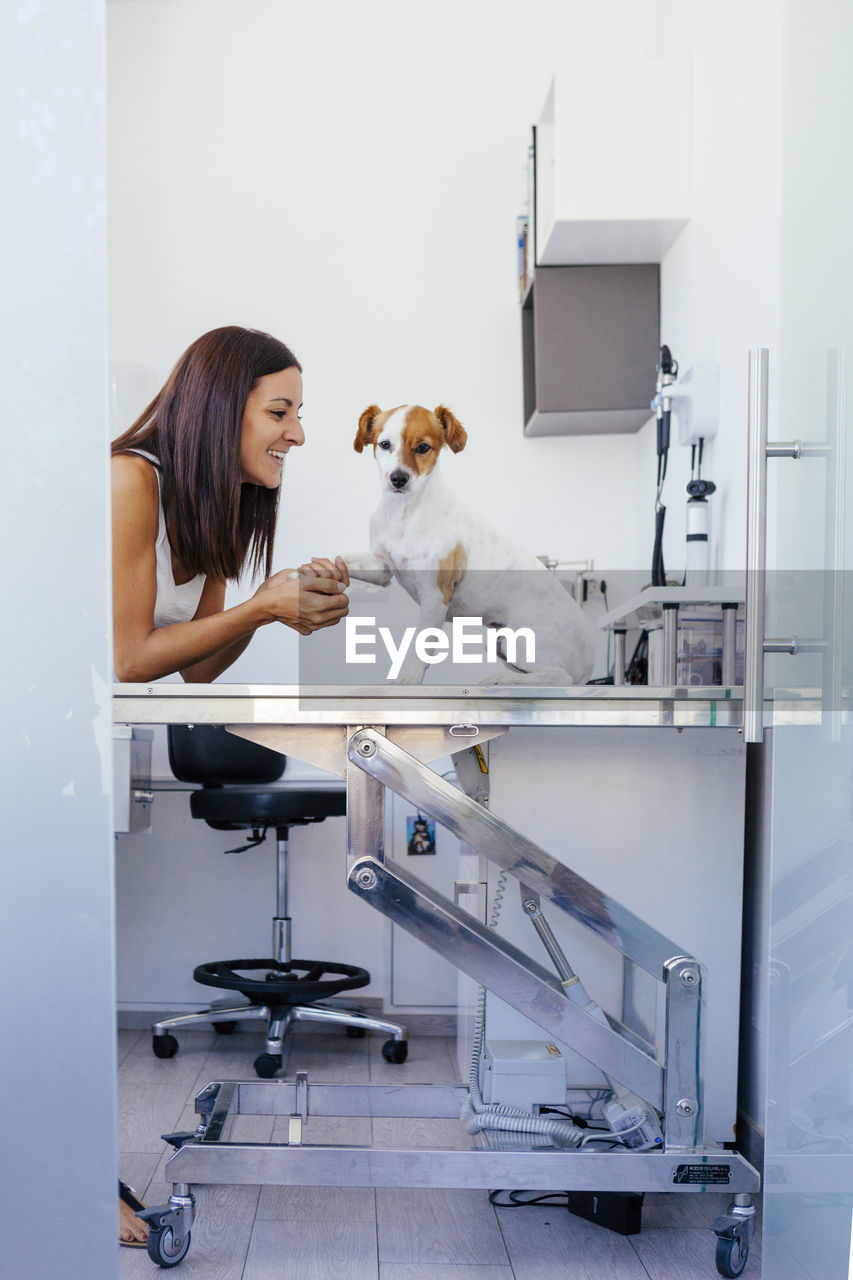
[[185, 554, 351, 681], [177, 577, 253, 683], [111, 455, 348, 683]]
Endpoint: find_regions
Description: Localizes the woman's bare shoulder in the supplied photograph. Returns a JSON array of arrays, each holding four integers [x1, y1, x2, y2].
[[111, 453, 157, 486], [111, 451, 159, 500], [111, 453, 160, 544]]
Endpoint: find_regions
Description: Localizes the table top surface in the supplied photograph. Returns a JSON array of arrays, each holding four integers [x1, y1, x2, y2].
[[111, 681, 814, 731]]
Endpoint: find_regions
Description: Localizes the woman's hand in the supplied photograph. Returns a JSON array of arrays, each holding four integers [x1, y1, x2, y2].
[[251, 560, 349, 634], [297, 555, 350, 588]]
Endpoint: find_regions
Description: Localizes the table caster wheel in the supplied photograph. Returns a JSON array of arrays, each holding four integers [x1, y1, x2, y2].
[[254, 1052, 282, 1078], [213, 1021, 237, 1035], [346, 1026, 367, 1039], [715, 1233, 749, 1277], [152, 1033, 179, 1059], [146, 1223, 191, 1267], [381, 1040, 407, 1064]]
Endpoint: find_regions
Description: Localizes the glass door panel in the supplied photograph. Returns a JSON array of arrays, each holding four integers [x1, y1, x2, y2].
[[763, 3, 853, 1275]]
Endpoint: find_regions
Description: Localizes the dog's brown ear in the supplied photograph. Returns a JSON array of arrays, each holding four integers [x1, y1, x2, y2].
[[354, 405, 382, 453], [434, 405, 467, 453]]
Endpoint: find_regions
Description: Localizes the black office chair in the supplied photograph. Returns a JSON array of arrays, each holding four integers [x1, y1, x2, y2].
[[151, 725, 407, 1077]]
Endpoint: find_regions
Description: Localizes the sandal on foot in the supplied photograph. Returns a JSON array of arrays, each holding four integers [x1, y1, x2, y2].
[[119, 1180, 148, 1248]]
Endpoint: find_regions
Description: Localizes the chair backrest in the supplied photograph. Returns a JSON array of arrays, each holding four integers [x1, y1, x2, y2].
[[168, 725, 286, 786]]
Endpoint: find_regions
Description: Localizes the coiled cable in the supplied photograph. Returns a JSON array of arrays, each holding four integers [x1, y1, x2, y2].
[[460, 866, 584, 1145]]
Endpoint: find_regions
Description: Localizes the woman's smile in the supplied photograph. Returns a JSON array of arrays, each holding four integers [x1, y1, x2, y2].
[[240, 367, 305, 486]]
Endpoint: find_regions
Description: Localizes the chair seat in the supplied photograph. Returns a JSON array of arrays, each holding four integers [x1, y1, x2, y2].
[[190, 785, 346, 830]]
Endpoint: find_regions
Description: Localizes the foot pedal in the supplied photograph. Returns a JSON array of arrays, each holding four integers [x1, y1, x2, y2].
[[162, 1130, 197, 1149], [567, 1191, 644, 1236]]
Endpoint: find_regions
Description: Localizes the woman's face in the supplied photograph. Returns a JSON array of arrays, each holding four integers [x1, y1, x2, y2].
[[239, 366, 305, 487]]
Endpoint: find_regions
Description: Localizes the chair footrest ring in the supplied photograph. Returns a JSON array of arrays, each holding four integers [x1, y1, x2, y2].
[[193, 957, 370, 1005]]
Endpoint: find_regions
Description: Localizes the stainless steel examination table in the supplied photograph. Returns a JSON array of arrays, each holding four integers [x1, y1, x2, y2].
[[114, 682, 772, 1275]]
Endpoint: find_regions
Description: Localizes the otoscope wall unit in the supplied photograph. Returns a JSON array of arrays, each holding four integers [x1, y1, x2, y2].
[[649, 354, 721, 585], [653, 363, 721, 449]]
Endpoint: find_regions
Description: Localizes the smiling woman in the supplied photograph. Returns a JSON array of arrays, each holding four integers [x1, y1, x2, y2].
[[238, 364, 305, 487], [110, 325, 350, 689]]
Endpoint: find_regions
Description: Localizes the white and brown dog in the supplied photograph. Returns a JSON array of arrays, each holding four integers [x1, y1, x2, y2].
[[345, 403, 595, 685]]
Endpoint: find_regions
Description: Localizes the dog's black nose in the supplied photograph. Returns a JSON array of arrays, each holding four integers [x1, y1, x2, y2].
[[390, 470, 409, 490]]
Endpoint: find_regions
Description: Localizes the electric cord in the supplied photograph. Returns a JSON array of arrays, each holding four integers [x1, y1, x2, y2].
[[539, 1099, 611, 1124], [489, 1189, 572, 1208], [579, 1114, 647, 1147], [656, 448, 668, 496], [651, 346, 676, 588], [518, 1109, 646, 1150], [625, 629, 649, 685], [490, 869, 507, 926], [651, 502, 667, 587]]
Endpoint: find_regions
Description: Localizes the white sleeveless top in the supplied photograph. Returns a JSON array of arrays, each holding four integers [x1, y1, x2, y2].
[[126, 449, 206, 628]]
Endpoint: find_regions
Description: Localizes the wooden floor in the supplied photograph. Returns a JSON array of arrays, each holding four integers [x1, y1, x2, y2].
[[118, 1027, 762, 1279]]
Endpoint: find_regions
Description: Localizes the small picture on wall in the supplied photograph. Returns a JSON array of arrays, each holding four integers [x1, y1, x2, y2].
[[406, 814, 436, 856]]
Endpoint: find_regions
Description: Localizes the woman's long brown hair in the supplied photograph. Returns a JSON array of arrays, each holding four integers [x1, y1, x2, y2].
[[111, 326, 300, 582]]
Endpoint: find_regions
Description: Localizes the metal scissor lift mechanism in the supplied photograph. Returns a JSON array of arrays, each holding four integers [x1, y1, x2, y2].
[[146, 725, 759, 1276]]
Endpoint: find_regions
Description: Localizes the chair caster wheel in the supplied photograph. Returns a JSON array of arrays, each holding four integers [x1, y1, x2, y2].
[[146, 1224, 191, 1267], [381, 1040, 407, 1064], [254, 1053, 283, 1078], [715, 1234, 749, 1277], [213, 1021, 237, 1035], [152, 1033, 179, 1059], [347, 1026, 367, 1039]]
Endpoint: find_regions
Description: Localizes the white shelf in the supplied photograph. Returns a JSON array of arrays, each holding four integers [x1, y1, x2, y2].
[[535, 58, 691, 265], [522, 264, 659, 436]]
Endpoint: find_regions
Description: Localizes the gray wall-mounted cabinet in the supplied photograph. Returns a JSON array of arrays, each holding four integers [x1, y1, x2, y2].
[[522, 264, 660, 436]]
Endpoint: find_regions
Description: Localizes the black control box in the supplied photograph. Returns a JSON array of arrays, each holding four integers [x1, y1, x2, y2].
[[567, 1190, 644, 1236]]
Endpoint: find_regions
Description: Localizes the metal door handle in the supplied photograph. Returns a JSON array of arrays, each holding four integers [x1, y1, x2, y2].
[[744, 349, 770, 743], [744, 348, 837, 743], [744, 349, 812, 741]]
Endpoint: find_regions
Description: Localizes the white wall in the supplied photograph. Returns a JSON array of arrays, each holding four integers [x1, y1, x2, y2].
[[651, 0, 783, 577]]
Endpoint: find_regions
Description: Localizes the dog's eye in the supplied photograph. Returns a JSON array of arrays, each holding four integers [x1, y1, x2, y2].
[[377, 439, 391, 450], [414, 443, 431, 455]]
